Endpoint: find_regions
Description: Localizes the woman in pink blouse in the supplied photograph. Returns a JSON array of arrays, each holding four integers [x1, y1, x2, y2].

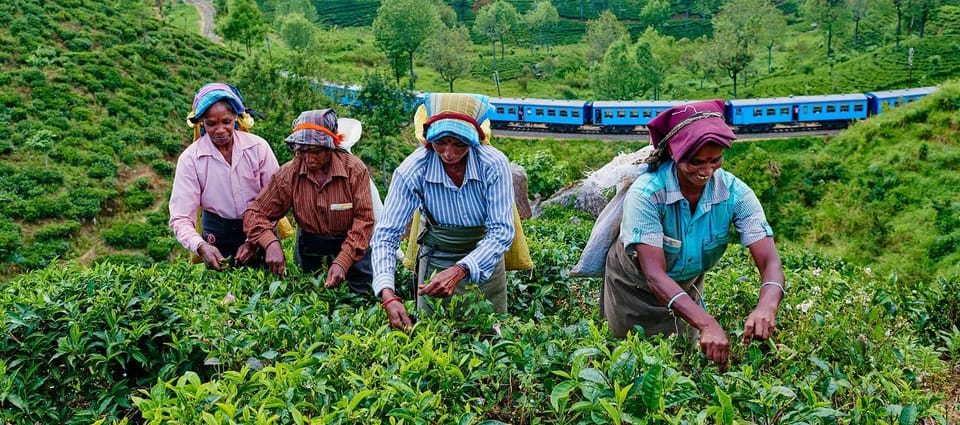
[[168, 83, 280, 270]]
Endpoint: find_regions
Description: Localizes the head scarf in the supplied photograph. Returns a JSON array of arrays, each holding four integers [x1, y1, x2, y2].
[[186, 83, 256, 140], [646, 99, 736, 163], [415, 93, 494, 148], [285, 109, 344, 151]]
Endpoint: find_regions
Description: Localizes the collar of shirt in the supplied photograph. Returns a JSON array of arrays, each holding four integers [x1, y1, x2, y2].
[[295, 150, 350, 183], [423, 149, 481, 188], [194, 131, 259, 158], [655, 161, 731, 212]]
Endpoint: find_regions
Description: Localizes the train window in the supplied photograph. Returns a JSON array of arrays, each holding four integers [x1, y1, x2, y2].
[[617, 110, 626, 118], [766, 108, 775, 116], [779, 107, 789, 115], [508, 107, 516, 114], [753, 108, 762, 117], [643, 111, 653, 118], [826, 105, 836, 113], [840, 104, 849, 112], [559, 109, 568, 117], [854, 103, 864, 112], [496, 107, 505, 114], [906, 98, 915, 104], [547, 109, 556, 117], [803, 106, 809, 114], [630, 110, 639, 118], [812, 105, 823, 114], [735, 108, 742, 116], [604, 110, 614, 118], [536, 108, 544, 116], [572, 110, 580, 118]]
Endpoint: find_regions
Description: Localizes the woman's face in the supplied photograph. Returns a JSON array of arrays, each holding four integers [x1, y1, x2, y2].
[[432, 136, 470, 165], [201, 101, 237, 147], [296, 145, 333, 172], [677, 143, 724, 189]]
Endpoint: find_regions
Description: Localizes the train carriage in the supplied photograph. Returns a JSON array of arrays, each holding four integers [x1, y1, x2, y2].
[[727, 94, 868, 132], [488, 97, 589, 132], [866, 86, 938, 115], [590, 100, 686, 133]]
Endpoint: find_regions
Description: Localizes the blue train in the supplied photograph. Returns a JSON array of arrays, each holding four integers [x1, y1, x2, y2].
[[320, 82, 938, 135]]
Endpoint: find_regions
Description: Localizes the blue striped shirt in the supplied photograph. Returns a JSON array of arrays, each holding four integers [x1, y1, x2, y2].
[[619, 162, 773, 282], [370, 145, 515, 295]]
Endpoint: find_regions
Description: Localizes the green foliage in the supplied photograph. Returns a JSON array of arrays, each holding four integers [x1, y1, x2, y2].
[[0, 215, 22, 262], [102, 222, 162, 250]]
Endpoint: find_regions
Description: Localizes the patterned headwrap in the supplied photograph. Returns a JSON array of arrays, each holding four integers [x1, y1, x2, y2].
[[285, 109, 344, 151], [186, 83, 256, 140], [646, 99, 736, 163], [414, 93, 494, 148]]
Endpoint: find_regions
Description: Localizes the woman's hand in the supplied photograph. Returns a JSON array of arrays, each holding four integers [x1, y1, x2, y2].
[[742, 304, 778, 343], [418, 265, 467, 298], [381, 289, 412, 329], [198, 242, 227, 271], [235, 241, 258, 265], [324, 263, 346, 288], [699, 321, 730, 369], [264, 240, 286, 277]]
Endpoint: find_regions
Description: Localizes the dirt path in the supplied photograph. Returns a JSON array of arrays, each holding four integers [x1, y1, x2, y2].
[[183, 0, 220, 43]]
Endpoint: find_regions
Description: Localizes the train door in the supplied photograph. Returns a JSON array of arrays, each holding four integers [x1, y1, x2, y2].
[[792, 105, 799, 121], [595, 108, 602, 124], [518, 108, 525, 121]]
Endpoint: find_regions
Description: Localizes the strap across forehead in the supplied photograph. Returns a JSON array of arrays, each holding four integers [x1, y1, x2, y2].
[[423, 112, 486, 141], [291, 123, 343, 146], [657, 111, 724, 147]]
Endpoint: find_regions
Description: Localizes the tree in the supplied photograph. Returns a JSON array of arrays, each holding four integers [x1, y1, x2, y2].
[[523, 0, 559, 53], [425, 26, 473, 92], [474, 1, 519, 62], [638, 0, 671, 32], [218, 0, 268, 55], [349, 74, 415, 189], [373, 0, 440, 90], [637, 27, 677, 100], [276, 0, 318, 23], [582, 10, 628, 65], [277, 13, 317, 51], [849, 0, 868, 47], [758, 1, 787, 73], [803, 0, 849, 57], [709, 0, 767, 98], [592, 36, 642, 100]]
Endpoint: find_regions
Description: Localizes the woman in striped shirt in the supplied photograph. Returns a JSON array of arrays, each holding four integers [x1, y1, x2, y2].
[[243, 109, 375, 294], [369, 93, 515, 329]]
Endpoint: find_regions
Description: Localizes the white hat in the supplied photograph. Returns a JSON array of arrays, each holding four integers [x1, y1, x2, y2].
[[336, 118, 362, 152]]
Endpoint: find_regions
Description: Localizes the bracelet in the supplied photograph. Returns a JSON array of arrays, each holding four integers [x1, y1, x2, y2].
[[381, 295, 402, 309], [760, 281, 785, 295], [666, 291, 689, 310]]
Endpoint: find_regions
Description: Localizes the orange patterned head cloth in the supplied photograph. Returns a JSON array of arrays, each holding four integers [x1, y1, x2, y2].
[[285, 109, 343, 150]]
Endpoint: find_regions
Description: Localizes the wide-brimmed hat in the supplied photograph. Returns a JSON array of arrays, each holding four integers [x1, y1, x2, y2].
[[647, 99, 736, 162], [285, 109, 343, 150], [415, 93, 494, 147]]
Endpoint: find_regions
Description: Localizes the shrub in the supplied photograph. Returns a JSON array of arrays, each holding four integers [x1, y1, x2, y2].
[[17, 239, 70, 270], [0, 215, 22, 261], [102, 221, 160, 249], [34, 221, 82, 241]]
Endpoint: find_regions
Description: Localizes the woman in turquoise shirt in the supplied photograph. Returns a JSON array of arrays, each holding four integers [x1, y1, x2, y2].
[[602, 99, 786, 369]]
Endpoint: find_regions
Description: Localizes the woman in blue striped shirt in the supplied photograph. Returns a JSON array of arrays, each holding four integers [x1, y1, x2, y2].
[[603, 99, 786, 369], [369, 93, 515, 329]]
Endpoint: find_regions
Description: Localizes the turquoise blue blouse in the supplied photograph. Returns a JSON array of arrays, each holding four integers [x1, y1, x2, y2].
[[619, 161, 773, 281]]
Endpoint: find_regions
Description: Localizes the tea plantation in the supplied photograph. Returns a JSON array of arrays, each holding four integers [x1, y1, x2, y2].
[[0, 0, 958, 423]]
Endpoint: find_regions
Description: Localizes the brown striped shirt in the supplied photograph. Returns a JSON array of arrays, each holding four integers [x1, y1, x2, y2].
[[243, 151, 374, 271]]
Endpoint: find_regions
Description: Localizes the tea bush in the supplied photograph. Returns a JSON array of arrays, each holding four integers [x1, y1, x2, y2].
[[102, 222, 161, 249]]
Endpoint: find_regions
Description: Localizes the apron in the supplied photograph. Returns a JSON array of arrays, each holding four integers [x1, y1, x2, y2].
[[601, 237, 704, 340], [295, 229, 373, 294], [201, 210, 248, 262], [414, 215, 507, 315]]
